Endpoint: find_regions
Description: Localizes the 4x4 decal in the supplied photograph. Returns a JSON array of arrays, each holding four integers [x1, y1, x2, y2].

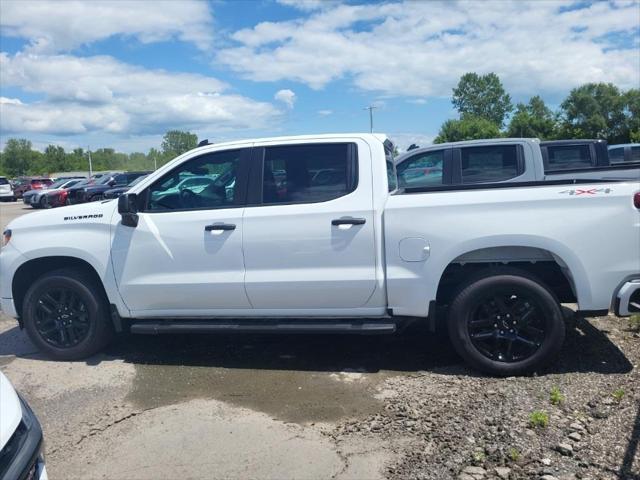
[[559, 187, 612, 196]]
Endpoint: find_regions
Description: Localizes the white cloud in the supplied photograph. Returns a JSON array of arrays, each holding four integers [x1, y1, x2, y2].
[[317, 109, 333, 116], [388, 133, 436, 152], [0, 0, 214, 52], [276, 0, 332, 12], [218, 1, 640, 96], [274, 89, 296, 108], [0, 53, 281, 135]]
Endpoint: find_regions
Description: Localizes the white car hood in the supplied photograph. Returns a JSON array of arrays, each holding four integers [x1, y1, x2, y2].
[[0, 372, 22, 450]]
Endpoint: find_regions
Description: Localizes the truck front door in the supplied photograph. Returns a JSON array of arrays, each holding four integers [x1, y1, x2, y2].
[[111, 147, 252, 316]]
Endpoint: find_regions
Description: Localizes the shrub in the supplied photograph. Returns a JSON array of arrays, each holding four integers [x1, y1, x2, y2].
[[612, 389, 625, 403], [550, 387, 565, 406], [529, 411, 549, 428]]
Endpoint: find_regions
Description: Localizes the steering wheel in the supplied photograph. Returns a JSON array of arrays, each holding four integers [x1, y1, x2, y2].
[[179, 188, 197, 209]]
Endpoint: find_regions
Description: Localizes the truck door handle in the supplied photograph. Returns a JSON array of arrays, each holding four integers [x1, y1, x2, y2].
[[331, 217, 366, 226], [204, 223, 236, 231]]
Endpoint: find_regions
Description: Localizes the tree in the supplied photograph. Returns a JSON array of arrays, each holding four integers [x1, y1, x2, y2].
[[507, 95, 556, 139], [624, 88, 640, 142], [44, 145, 67, 173], [557, 83, 628, 143], [452, 73, 513, 127], [161, 130, 198, 157], [2, 138, 34, 177], [434, 115, 501, 143]]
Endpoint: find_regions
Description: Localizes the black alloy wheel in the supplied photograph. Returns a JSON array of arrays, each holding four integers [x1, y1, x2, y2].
[[33, 288, 91, 348], [467, 291, 546, 363]]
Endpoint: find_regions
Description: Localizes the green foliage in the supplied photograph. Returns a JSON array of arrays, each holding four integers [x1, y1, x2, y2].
[[528, 410, 549, 428], [0, 130, 197, 178], [557, 83, 630, 143], [434, 114, 501, 143], [508, 447, 521, 462], [507, 96, 556, 139], [472, 450, 486, 463], [612, 389, 625, 403], [161, 130, 198, 157], [2, 138, 34, 177], [630, 314, 640, 332], [452, 72, 513, 127], [549, 387, 565, 406]]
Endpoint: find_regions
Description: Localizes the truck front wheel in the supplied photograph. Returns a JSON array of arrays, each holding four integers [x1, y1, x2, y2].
[[22, 268, 114, 360], [447, 269, 565, 376]]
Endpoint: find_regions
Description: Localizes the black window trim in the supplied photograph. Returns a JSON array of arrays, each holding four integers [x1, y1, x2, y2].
[[139, 147, 252, 213], [246, 142, 359, 208], [454, 143, 525, 184]]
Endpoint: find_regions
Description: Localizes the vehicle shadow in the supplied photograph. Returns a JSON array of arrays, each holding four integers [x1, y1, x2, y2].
[[99, 312, 632, 376], [0, 313, 632, 376]]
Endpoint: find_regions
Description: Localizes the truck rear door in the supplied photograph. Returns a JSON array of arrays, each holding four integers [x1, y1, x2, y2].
[[242, 140, 378, 310]]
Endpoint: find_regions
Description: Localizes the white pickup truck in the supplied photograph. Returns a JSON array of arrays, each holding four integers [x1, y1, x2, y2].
[[1, 134, 639, 375]]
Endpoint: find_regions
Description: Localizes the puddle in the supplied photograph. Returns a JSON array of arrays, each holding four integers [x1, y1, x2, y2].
[[117, 326, 459, 423], [128, 363, 389, 423]]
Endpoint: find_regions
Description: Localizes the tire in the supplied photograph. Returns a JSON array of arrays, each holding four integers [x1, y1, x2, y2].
[[39, 196, 47, 208], [22, 268, 114, 360], [447, 268, 565, 376]]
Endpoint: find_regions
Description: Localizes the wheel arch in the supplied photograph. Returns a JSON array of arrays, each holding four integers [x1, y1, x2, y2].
[[12, 256, 110, 319]]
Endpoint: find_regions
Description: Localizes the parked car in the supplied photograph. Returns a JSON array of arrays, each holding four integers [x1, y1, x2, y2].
[[1, 135, 639, 377], [23, 177, 85, 208], [608, 143, 640, 164], [78, 171, 150, 203], [43, 178, 91, 208], [64, 173, 121, 205], [11, 178, 53, 199], [103, 174, 149, 199], [0, 372, 48, 480], [395, 138, 640, 190], [0, 176, 15, 202]]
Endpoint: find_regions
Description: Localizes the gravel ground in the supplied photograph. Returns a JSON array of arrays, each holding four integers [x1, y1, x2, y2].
[[331, 313, 640, 480]]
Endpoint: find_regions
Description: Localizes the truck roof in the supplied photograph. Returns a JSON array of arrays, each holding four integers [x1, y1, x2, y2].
[[191, 133, 389, 152], [394, 138, 542, 164]]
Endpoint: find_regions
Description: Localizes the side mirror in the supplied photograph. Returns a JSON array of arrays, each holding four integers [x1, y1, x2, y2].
[[108, 179, 116, 187], [118, 193, 139, 227]]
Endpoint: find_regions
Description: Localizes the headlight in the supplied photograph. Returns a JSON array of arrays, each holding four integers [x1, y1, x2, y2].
[[2, 229, 11, 247]]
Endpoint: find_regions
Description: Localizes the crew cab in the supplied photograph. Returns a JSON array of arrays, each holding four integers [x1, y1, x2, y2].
[[395, 138, 640, 190], [1, 134, 639, 376]]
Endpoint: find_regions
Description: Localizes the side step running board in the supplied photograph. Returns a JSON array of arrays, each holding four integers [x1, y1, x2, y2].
[[129, 320, 397, 335]]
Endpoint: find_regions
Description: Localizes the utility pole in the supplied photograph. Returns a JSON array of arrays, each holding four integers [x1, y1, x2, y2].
[[364, 105, 378, 133], [87, 147, 93, 177]]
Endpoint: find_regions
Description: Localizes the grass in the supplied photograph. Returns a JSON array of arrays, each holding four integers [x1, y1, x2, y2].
[[529, 410, 549, 428], [509, 447, 521, 462], [549, 387, 565, 406], [612, 388, 625, 403], [630, 314, 640, 332], [472, 450, 486, 463]]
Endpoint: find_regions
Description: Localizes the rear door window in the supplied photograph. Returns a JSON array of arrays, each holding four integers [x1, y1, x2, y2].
[[460, 145, 520, 183], [397, 150, 445, 188], [631, 146, 640, 162], [261, 143, 357, 204], [608, 147, 625, 163], [545, 145, 592, 170]]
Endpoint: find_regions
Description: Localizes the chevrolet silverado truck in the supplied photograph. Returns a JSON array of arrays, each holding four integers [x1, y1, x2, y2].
[[1, 134, 639, 376], [395, 138, 639, 190]]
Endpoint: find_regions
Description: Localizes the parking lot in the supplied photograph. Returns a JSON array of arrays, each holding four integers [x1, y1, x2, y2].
[[1, 201, 639, 480]]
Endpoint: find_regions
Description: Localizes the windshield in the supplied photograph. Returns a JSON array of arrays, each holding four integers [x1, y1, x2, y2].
[[128, 175, 147, 187], [0, 177, 8, 185], [97, 174, 115, 185], [48, 178, 70, 189]]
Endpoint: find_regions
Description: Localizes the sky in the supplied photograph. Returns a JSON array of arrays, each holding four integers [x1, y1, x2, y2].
[[0, 0, 639, 153]]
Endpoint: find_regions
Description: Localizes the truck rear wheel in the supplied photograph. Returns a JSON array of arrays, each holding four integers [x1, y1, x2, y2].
[[22, 268, 114, 360], [447, 268, 565, 376]]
